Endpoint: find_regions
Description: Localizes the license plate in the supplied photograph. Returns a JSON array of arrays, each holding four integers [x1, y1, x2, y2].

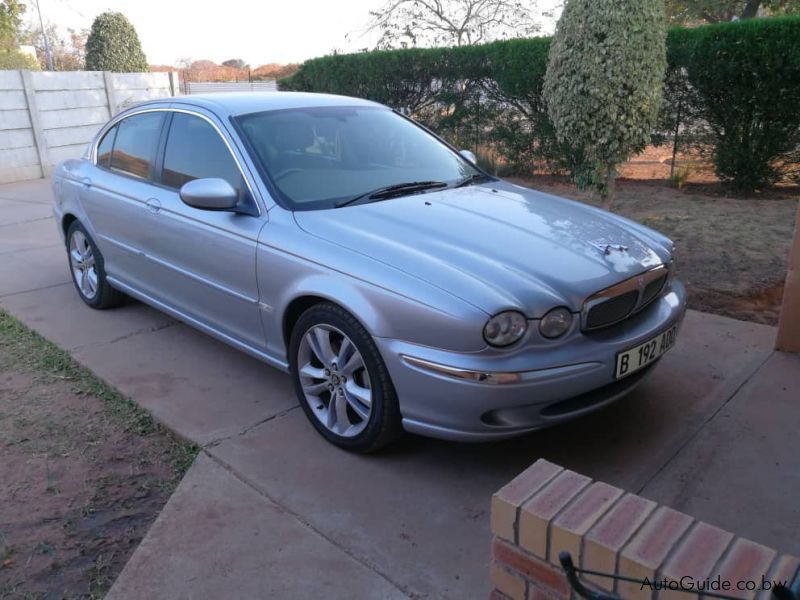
[[615, 324, 678, 379]]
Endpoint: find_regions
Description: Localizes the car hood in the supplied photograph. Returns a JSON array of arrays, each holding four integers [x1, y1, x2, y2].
[[293, 182, 672, 317]]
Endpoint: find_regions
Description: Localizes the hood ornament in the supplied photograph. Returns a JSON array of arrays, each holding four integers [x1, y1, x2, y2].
[[591, 242, 629, 256]]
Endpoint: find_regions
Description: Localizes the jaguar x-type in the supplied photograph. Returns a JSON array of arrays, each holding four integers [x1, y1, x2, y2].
[[52, 92, 687, 452]]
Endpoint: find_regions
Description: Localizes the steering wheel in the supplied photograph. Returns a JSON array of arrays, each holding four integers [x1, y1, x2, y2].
[[273, 168, 303, 182]]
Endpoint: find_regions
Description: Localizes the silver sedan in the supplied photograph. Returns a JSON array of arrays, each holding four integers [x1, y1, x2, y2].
[[52, 92, 687, 452]]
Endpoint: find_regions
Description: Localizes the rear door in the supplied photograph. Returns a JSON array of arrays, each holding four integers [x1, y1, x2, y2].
[[129, 109, 267, 352], [78, 110, 167, 293]]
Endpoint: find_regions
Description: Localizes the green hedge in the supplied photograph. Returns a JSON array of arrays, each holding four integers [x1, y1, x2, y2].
[[280, 17, 800, 190], [667, 18, 800, 189]]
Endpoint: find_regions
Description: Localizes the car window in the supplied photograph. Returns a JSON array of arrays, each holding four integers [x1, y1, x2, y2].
[[161, 113, 243, 193], [96, 126, 117, 167], [109, 112, 164, 180], [236, 106, 478, 210]]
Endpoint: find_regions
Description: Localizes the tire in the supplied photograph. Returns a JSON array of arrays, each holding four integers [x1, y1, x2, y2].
[[65, 220, 125, 309], [289, 302, 402, 452]]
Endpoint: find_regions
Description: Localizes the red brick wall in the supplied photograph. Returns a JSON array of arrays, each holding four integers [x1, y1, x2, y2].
[[490, 459, 799, 600]]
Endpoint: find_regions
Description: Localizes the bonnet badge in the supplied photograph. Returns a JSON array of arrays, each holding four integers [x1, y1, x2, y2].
[[592, 242, 629, 256]]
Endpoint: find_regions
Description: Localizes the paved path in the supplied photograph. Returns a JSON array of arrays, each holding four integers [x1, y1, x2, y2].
[[2, 179, 798, 598]]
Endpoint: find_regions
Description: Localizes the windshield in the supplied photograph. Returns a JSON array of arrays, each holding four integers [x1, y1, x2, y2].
[[234, 106, 481, 210]]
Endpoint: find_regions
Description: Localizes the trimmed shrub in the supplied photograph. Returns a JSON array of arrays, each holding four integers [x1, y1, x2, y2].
[[279, 40, 564, 173], [667, 18, 800, 190], [85, 12, 148, 72], [543, 0, 667, 204], [481, 38, 568, 173]]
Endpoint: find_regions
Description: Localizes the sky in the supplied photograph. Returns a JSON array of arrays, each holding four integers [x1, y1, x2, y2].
[[29, 0, 562, 66]]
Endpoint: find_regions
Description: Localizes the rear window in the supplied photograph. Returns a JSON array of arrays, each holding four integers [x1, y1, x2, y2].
[[109, 112, 164, 179], [96, 127, 117, 167]]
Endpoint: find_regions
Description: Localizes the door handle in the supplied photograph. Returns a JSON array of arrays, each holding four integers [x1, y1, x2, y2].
[[145, 198, 162, 214], [80, 177, 92, 188]]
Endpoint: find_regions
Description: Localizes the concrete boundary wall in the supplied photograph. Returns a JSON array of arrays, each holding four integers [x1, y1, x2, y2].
[[0, 70, 179, 184]]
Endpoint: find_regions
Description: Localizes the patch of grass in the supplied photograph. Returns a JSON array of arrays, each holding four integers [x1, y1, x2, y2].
[[87, 550, 118, 598], [0, 309, 198, 483], [0, 585, 46, 600], [35, 542, 55, 556]]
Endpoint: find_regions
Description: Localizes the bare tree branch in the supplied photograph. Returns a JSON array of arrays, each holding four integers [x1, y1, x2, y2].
[[365, 0, 540, 49]]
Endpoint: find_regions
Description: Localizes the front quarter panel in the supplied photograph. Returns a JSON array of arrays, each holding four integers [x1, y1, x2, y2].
[[257, 208, 490, 361]]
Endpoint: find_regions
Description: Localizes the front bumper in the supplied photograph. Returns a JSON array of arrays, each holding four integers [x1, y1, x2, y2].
[[376, 281, 688, 442]]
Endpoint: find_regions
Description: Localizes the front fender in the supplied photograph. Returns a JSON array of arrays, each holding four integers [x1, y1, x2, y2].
[[256, 212, 489, 361]]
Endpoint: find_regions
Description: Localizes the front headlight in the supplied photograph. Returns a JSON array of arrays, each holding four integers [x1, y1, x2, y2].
[[483, 311, 527, 347], [539, 307, 573, 339]]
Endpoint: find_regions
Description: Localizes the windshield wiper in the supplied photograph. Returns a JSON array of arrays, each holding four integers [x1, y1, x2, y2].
[[335, 181, 448, 208], [454, 173, 492, 188]]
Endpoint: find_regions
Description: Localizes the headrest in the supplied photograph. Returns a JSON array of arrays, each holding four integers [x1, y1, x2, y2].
[[272, 117, 315, 151]]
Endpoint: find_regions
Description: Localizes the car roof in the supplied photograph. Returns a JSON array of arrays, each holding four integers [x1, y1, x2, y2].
[[148, 92, 386, 117]]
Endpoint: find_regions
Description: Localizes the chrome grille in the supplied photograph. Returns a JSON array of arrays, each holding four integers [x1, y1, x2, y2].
[[641, 273, 668, 306], [582, 265, 669, 331]]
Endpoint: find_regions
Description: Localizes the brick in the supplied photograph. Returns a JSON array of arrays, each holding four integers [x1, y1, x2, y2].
[[584, 493, 657, 591], [712, 538, 777, 600], [519, 470, 591, 559], [550, 481, 623, 566], [492, 460, 564, 542], [658, 522, 734, 599], [493, 539, 571, 598], [528, 584, 563, 600], [618, 506, 694, 600], [758, 554, 800, 600], [492, 561, 527, 600]]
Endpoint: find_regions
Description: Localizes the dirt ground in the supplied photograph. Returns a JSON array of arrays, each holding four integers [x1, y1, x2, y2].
[[511, 176, 799, 325], [0, 311, 197, 599]]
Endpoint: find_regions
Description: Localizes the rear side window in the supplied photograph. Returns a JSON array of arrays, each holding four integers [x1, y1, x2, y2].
[[161, 113, 243, 193], [109, 112, 164, 179], [96, 126, 117, 167]]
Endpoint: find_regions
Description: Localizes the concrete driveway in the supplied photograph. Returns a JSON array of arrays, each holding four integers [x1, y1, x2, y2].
[[2, 179, 798, 599]]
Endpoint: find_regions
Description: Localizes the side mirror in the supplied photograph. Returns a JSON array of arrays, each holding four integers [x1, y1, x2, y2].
[[459, 149, 477, 164], [179, 178, 238, 211]]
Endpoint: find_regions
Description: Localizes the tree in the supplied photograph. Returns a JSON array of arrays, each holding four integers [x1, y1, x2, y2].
[[543, 0, 667, 208], [222, 58, 248, 70], [1, 0, 24, 44], [665, 0, 799, 24], [84, 11, 148, 72], [251, 63, 300, 80], [22, 24, 87, 70], [364, 0, 540, 49], [0, 0, 39, 69]]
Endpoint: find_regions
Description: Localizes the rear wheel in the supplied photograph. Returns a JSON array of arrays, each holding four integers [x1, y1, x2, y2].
[[289, 303, 402, 452], [66, 221, 124, 309]]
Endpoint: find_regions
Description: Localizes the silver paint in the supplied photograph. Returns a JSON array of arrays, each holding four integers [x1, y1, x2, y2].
[[52, 92, 687, 442]]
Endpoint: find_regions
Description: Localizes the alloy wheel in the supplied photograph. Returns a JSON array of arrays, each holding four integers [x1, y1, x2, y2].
[[297, 324, 373, 438], [69, 230, 98, 300]]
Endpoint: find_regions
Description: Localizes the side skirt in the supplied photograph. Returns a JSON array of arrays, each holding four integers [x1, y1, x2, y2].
[[106, 275, 290, 373]]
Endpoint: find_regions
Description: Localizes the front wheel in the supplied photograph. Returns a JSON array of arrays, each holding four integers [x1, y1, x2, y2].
[[289, 303, 402, 452]]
